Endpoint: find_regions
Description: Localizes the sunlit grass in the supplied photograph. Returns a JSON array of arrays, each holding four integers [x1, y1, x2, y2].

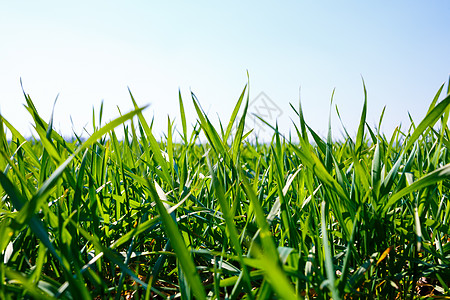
[[0, 80, 449, 299]]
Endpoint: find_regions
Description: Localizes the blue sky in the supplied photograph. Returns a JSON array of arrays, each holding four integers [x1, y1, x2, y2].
[[1, 1, 449, 140]]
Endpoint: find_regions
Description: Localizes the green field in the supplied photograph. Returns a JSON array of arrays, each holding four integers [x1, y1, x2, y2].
[[1, 81, 449, 299]]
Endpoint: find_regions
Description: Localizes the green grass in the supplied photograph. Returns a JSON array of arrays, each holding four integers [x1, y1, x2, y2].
[[0, 80, 450, 299]]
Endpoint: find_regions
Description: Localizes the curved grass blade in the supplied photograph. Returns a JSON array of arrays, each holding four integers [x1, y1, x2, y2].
[[145, 178, 206, 299], [382, 163, 450, 214], [2, 266, 55, 300], [403, 93, 450, 153], [241, 176, 299, 300]]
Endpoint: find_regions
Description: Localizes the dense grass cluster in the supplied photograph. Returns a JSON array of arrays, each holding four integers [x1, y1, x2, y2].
[[1, 81, 450, 299]]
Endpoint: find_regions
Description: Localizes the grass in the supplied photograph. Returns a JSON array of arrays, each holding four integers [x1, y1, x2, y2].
[[0, 79, 450, 299]]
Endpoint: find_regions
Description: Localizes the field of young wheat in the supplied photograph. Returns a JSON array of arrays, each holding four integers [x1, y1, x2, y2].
[[0, 81, 449, 299]]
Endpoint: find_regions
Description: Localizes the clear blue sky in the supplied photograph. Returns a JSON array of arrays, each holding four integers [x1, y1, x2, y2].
[[1, 1, 449, 140]]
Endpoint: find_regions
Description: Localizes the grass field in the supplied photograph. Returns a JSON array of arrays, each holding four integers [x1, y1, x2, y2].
[[1, 80, 450, 299]]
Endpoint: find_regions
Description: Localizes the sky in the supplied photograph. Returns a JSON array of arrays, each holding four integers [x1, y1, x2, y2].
[[1, 1, 449, 141]]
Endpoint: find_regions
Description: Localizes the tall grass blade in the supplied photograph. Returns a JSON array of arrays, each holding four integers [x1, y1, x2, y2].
[[404, 93, 450, 153], [145, 179, 206, 299]]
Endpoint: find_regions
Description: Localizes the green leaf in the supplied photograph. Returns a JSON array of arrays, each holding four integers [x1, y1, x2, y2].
[[178, 89, 188, 144], [383, 163, 450, 214], [404, 92, 450, 153], [145, 179, 206, 299], [355, 78, 367, 156], [224, 84, 247, 144], [321, 201, 340, 299]]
